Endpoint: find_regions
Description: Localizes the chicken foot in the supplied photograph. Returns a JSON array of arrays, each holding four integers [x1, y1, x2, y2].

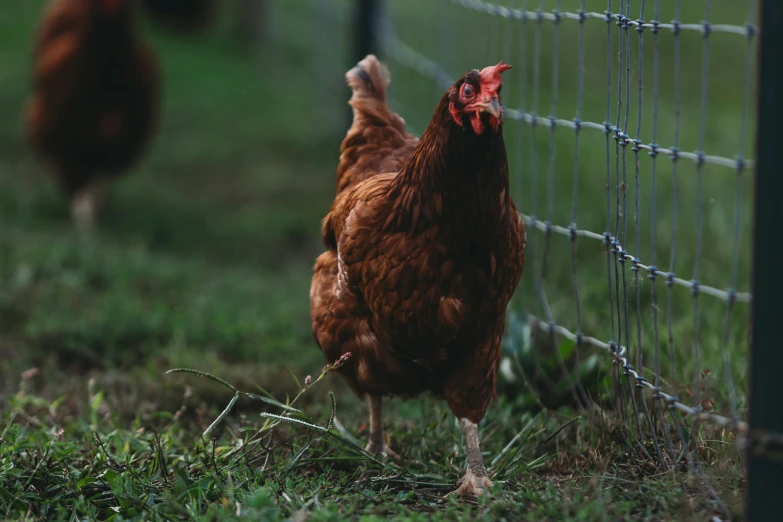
[[447, 418, 493, 498], [364, 395, 398, 459]]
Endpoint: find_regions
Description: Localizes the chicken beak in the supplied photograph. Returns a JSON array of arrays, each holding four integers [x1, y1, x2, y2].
[[477, 97, 502, 120]]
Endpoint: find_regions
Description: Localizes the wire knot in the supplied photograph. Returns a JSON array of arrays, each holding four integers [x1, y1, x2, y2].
[[669, 146, 680, 163], [536, 9, 544, 23], [617, 249, 628, 262], [568, 224, 577, 242], [573, 117, 582, 131], [575, 332, 583, 345], [695, 150, 706, 167], [648, 265, 658, 280], [603, 122, 613, 135], [604, 10, 613, 23], [727, 288, 737, 306], [649, 142, 659, 157], [609, 341, 618, 354], [666, 272, 675, 288], [672, 20, 681, 36], [630, 257, 640, 271], [735, 155, 746, 174], [635, 19, 645, 33], [650, 20, 660, 34], [745, 23, 756, 39], [690, 279, 700, 296], [631, 138, 641, 152], [577, 10, 586, 23], [701, 21, 712, 38], [603, 232, 613, 245], [552, 9, 562, 24], [548, 116, 557, 129]]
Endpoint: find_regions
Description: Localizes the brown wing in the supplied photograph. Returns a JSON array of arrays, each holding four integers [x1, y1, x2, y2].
[[311, 173, 433, 397]]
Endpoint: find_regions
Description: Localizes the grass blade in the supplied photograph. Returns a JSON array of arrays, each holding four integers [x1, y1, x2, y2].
[[203, 393, 239, 437], [327, 392, 337, 431], [259, 413, 328, 432], [166, 368, 238, 393], [244, 393, 302, 413]]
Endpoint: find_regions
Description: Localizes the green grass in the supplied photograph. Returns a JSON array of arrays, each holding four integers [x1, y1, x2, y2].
[[0, 0, 756, 519]]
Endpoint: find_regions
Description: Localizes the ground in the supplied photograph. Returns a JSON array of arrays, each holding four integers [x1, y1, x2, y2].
[[0, 0, 753, 520]]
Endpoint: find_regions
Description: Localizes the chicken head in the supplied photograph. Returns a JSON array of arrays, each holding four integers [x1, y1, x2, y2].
[[449, 62, 512, 135]]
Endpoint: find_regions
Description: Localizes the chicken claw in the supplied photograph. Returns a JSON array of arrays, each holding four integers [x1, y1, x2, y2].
[[364, 440, 399, 460], [444, 418, 493, 498], [447, 468, 493, 498]]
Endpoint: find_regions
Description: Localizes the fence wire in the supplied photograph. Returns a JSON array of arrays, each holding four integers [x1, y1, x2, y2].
[[379, 0, 768, 514]]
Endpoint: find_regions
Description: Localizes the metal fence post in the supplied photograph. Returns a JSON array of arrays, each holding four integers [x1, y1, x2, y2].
[[747, 1, 783, 520], [353, 0, 382, 64], [348, 0, 382, 126]]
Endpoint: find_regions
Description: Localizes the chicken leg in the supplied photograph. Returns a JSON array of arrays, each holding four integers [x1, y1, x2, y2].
[[364, 395, 398, 459], [447, 418, 493, 498], [70, 181, 107, 232], [71, 186, 97, 232]]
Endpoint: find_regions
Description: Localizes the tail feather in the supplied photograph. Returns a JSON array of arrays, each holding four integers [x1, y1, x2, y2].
[[336, 54, 418, 194], [346, 54, 391, 103]]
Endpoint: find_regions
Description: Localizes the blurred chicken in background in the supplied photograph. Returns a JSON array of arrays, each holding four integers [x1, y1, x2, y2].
[[25, 0, 160, 230]]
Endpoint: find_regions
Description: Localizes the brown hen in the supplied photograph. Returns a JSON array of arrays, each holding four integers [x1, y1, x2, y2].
[[310, 55, 526, 497], [25, 0, 160, 230]]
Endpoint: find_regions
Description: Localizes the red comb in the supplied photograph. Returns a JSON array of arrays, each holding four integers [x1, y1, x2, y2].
[[479, 62, 512, 94]]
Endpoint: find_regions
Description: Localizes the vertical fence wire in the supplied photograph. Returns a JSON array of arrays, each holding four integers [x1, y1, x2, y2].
[[529, 1, 559, 393], [691, 0, 711, 419], [616, 0, 650, 450], [570, 0, 589, 409], [720, 3, 757, 425], [665, 0, 682, 451], [648, 0, 677, 464], [604, 0, 626, 427], [631, 0, 664, 466]]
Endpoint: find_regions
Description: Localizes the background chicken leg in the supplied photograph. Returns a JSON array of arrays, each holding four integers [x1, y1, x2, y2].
[[365, 395, 398, 459], [70, 181, 107, 232]]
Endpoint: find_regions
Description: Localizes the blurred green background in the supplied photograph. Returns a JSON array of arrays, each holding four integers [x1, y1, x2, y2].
[[0, 0, 758, 518]]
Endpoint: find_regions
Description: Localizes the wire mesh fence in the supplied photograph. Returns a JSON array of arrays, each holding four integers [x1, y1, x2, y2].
[[274, 0, 783, 516], [375, 0, 761, 515]]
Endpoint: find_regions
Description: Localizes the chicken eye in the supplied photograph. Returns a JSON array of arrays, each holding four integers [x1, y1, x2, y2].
[[461, 84, 475, 97]]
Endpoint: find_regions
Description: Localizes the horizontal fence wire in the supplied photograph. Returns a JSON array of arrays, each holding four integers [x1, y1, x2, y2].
[[450, 0, 758, 37], [380, 0, 758, 465]]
